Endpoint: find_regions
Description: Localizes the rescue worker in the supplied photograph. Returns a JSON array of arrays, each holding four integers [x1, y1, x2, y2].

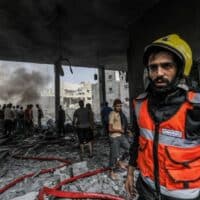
[[125, 34, 200, 200]]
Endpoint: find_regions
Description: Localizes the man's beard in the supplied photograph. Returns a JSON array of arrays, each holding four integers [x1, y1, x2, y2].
[[153, 77, 170, 88], [150, 76, 175, 93]]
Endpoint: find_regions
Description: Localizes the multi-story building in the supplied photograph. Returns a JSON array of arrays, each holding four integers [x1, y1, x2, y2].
[[92, 70, 130, 122], [61, 82, 92, 120], [119, 72, 130, 120], [40, 81, 92, 121], [92, 83, 100, 121], [105, 70, 120, 107], [62, 82, 92, 107]]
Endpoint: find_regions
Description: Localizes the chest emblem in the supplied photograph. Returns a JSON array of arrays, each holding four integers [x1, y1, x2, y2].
[[162, 128, 182, 138]]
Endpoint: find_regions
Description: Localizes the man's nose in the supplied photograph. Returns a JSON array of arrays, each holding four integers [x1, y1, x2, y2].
[[156, 66, 165, 76]]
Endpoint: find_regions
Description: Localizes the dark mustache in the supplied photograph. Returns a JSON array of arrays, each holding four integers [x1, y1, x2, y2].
[[153, 77, 169, 84]]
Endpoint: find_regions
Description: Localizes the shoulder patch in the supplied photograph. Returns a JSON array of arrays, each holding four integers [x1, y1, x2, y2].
[[187, 91, 200, 104], [135, 92, 148, 100]]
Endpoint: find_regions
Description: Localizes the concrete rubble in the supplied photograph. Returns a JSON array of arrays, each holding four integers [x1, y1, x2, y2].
[[0, 132, 138, 200]]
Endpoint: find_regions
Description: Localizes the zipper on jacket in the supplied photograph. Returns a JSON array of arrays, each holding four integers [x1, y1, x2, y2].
[[153, 122, 161, 200]]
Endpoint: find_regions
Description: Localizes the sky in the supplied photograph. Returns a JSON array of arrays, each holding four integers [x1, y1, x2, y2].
[[61, 65, 97, 84]]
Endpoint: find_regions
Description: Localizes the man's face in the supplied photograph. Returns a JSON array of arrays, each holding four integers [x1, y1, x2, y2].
[[79, 101, 84, 107], [114, 104, 122, 112], [147, 51, 177, 89]]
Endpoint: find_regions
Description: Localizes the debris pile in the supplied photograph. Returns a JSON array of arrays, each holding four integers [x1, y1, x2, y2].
[[0, 133, 138, 200]]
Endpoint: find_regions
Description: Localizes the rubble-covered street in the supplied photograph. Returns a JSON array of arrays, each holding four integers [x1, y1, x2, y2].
[[0, 130, 138, 200]]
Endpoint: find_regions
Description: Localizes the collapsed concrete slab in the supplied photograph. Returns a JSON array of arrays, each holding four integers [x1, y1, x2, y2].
[[10, 191, 38, 200], [0, 135, 137, 200]]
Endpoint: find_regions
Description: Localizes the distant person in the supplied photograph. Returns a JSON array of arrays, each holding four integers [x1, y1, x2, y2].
[[18, 106, 24, 130], [108, 99, 130, 180], [2, 104, 6, 111], [86, 103, 95, 130], [36, 104, 44, 128], [0, 105, 4, 131], [101, 102, 113, 136], [57, 105, 66, 137], [24, 104, 33, 136], [12, 106, 17, 132], [16, 105, 20, 127], [4, 103, 14, 136], [73, 100, 93, 157], [86, 103, 95, 156], [13, 105, 20, 132]]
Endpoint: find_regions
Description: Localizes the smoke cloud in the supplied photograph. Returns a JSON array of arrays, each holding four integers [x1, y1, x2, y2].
[[0, 68, 50, 104]]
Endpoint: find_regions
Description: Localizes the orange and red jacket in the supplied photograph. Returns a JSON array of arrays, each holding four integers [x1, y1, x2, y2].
[[134, 91, 200, 190]]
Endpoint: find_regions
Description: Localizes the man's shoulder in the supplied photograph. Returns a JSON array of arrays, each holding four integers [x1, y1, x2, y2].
[[109, 111, 116, 117], [109, 110, 114, 114], [187, 90, 200, 104]]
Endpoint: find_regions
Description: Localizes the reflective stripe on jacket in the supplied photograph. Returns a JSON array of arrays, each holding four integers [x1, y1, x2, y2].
[[134, 91, 200, 192]]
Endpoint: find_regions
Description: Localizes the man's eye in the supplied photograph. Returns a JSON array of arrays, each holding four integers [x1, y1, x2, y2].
[[147, 62, 175, 71], [161, 62, 173, 69], [148, 64, 158, 71]]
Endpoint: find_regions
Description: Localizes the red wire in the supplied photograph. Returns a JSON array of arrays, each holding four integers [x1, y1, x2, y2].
[[37, 167, 125, 200], [55, 167, 110, 189], [0, 156, 71, 194], [38, 187, 125, 200]]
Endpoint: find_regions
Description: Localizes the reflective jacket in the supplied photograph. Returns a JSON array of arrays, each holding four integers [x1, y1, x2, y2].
[[134, 91, 200, 195]]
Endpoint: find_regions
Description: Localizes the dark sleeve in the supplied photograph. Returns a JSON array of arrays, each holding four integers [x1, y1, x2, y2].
[[129, 108, 140, 167], [185, 105, 200, 140]]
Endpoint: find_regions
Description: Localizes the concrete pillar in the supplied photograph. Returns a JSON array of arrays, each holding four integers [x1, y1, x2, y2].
[[127, 30, 134, 122], [98, 66, 106, 108], [54, 57, 65, 124], [54, 63, 60, 123]]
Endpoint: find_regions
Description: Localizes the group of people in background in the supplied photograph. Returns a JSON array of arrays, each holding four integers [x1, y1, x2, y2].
[[0, 99, 131, 182], [72, 98, 132, 178], [0, 103, 43, 136]]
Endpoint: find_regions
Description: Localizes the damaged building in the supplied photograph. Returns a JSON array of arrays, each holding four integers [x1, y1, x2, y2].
[[0, 0, 200, 200]]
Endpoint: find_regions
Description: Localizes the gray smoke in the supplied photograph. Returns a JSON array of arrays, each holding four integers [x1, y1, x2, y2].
[[0, 68, 50, 104]]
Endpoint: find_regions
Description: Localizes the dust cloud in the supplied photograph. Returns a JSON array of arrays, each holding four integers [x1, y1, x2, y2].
[[0, 68, 50, 104]]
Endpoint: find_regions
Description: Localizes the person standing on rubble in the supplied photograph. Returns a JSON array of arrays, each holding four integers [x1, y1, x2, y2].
[[73, 100, 93, 157], [57, 105, 66, 137], [125, 34, 200, 200], [24, 104, 33, 136], [86, 103, 95, 155], [4, 103, 14, 136], [0, 105, 4, 132], [36, 104, 44, 128], [108, 98, 130, 180], [12, 106, 17, 132], [18, 106, 24, 131], [15, 105, 20, 131]]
